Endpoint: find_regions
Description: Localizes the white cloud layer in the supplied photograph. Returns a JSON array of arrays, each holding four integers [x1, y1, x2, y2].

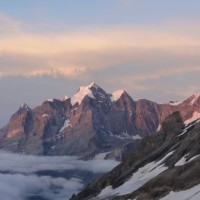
[[0, 151, 119, 200], [0, 173, 82, 200]]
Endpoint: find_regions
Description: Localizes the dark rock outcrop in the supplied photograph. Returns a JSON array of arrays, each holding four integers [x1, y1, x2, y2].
[[71, 112, 200, 200]]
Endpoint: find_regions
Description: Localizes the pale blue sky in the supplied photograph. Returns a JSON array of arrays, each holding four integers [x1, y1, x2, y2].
[[0, 0, 200, 126]]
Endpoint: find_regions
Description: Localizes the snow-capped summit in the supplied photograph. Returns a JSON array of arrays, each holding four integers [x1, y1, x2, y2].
[[70, 82, 108, 106], [71, 83, 96, 106], [111, 90, 125, 102], [87, 82, 99, 89], [47, 98, 55, 103]]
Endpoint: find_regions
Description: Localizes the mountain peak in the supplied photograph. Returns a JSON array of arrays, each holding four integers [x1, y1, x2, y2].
[[63, 95, 69, 100], [47, 98, 55, 102], [17, 103, 31, 115], [20, 103, 30, 110], [88, 82, 99, 88], [111, 90, 126, 102], [71, 83, 95, 106]]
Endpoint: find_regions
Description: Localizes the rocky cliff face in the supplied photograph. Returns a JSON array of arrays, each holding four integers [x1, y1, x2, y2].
[[71, 112, 200, 200], [0, 83, 200, 157]]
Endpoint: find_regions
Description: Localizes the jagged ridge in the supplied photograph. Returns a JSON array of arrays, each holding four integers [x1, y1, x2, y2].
[[71, 112, 200, 200], [0, 83, 200, 158]]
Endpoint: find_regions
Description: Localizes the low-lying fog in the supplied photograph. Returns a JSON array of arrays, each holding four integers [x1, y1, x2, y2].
[[0, 151, 119, 200]]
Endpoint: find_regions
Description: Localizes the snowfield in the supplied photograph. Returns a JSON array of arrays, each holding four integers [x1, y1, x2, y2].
[[161, 184, 200, 200], [98, 151, 174, 198]]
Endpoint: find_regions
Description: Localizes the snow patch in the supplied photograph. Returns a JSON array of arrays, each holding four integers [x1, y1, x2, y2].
[[109, 132, 129, 140], [71, 84, 95, 106], [99, 186, 113, 197], [132, 135, 142, 140], [175, 154, 200, 166], [109, 132, 142, 140], [184, 112, 200, 125], [98, 151, 174, 198], [178, 125, 192, 137], [120, 131, 131, 139], [63, 95, 69, 100], [98, 92, 107, 100], [47, 98, 54, 102], [94, 152, 111, 160], [190, 93, 200, 105], [179, 116, 200, 137], [20, 103, 30, 110], [161, 183, 200, 200], [59, 119, 71, 133], [42, 114, 50, 118], [111, 90, 125, 102], [157, 124, 162, 131]]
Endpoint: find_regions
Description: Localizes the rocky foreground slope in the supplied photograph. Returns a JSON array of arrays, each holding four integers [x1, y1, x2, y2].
[[0, 83, 200, 158], [71, 112, 200, 200]]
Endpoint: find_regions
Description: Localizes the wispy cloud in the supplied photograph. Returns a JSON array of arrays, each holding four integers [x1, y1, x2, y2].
[[1, 13, 200, 105], [0, 13, 200, 80], [0, 151, 119, 174], [123, 66, 200, 83]]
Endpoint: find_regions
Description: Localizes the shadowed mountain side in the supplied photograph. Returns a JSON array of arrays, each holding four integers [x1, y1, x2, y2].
[[71, 112, 200, 200]]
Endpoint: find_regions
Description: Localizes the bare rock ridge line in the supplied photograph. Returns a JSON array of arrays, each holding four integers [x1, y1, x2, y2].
[[71, 112, 200, 200], [0, 82, 200, 158]]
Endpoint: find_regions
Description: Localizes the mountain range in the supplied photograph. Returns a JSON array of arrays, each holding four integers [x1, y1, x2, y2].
[[1, 83, 200, 199], [0, 83, 200, 159]]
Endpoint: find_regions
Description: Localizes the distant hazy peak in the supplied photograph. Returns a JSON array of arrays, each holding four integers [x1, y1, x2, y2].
[[47, 98, 55, 103], [20, 103, 30, 110]]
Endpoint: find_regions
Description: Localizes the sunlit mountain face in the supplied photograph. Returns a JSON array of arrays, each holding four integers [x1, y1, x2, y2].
[[1, 83, 200, 160]]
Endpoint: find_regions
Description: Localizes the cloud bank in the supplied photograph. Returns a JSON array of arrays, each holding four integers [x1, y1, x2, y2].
[[0, 173, 82, 200], [0, 13, 200, 81], [0, 151, 119, 200], [1, 12, 200, 121]]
